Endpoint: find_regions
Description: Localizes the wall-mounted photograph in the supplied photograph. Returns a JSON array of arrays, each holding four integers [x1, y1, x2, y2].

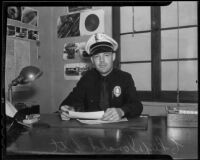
[[20, 28, 28, 38], [63, 41, 89, 60], [28, 30, 39, 40], [15, 27, 21, 38], [15, 27, 28, 39], [64, 63, 90, 80], [21, 7, 38, 27], [7, 6, 21, 21], [7, 25, 15, 37], [57, 9, 104, 38], [57, 13, 80, 38]]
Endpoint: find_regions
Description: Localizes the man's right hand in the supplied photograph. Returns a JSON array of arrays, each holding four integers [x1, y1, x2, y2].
[[60, 105, 75, 120]]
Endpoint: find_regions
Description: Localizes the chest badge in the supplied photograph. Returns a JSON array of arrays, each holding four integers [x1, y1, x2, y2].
[[113, 86, 121, 97]]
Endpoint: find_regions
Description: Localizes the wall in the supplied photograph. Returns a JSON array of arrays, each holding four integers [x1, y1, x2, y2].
[[19, 7, 112, 113]]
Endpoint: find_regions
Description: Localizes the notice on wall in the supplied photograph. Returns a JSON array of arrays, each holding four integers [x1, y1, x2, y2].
[[5, 38, 31, 92], [5, 38, 15, 92], [14, 39, 31, 76]]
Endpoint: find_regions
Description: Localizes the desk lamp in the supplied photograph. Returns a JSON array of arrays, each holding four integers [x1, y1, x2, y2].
[[6, 66, 42, 130], [8, 66, 43, 104]]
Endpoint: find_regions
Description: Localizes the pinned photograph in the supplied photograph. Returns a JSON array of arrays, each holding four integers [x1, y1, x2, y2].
[[15, 27, 21, 37], [57, 9, 104, 38], [28, 30, 39, 40], [21, 7, 38, 26], [7, 6, 21, 21], [7, 25, 15, 37], [75, 42, 90, 58], [21, 28, 28, 38], [63, 41, 89, 60], [15, 27, 28, 39], [64, 63, 90, 80], [57, 13, 80, 38], [63, 43, 76, 60], [79, 9, 105, 36]]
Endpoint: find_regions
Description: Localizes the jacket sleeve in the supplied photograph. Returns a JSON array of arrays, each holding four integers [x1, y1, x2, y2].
[[59, 76, 86, 111], [121, 74, 143, 118]]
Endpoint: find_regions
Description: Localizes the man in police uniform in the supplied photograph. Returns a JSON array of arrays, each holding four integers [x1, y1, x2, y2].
[[60, 33, 143, 121]]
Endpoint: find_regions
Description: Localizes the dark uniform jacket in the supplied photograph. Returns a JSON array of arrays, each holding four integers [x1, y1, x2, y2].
[[60, 68, 143, 118]]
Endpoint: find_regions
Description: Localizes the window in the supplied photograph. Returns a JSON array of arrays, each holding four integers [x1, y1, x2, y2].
[[113, 2, 198, 103]]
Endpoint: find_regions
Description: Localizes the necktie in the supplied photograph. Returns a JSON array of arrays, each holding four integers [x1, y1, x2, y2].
[[99, 77, 109, 110]]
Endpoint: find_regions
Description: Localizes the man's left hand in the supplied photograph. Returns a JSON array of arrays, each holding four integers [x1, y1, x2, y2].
[[101, 108, 124, 121]]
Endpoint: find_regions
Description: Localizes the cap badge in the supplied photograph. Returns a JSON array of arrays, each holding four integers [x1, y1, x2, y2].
[[113, 86, 121, 97], [95, 33, 99, 42]]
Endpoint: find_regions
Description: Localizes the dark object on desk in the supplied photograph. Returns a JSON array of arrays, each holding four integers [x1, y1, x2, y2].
[[14, 103, 40, 121], [166, 105, 198, 127], [40, 114, 148, 130]]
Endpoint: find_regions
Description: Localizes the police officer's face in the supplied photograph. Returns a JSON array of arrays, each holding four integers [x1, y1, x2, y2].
[[91, 52, 116, 76]]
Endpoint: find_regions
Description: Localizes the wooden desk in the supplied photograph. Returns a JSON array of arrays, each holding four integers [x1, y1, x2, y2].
[[6, 114, 198, 160]]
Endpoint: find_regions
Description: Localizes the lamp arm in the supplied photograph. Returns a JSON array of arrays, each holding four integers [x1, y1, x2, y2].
[[11, 76, 23, 86], [8, 84, 13, 104]]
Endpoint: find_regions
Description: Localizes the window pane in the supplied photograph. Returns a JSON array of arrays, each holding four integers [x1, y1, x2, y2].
[[161, 61, 197, 91], [161, 28, 197, 59], [179, 61, 197, 91], [134, 6, 151, 31], [161, 30, 178, 59], [161, 61, 177, 90], [121, 33, 151, 61], [179, 1, 197, 26], [161, 2, 178, 28], [179, 27, 197, 58], [120, 7, 133, 33], [121, 63, 151, 91], [161, 1, 197, 28]]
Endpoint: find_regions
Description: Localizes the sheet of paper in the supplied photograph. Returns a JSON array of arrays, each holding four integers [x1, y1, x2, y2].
[[68, 111, 104, 119], [77, 118, 128, 125]]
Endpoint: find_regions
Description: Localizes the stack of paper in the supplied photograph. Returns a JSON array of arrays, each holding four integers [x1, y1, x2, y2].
[[61, 110, 128, 124], [67, 111, 104, 119], [77, 118, 128, 124]]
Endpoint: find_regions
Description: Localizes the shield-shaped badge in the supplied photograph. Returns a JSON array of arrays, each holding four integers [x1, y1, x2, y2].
[[113, 86, 121, 97]]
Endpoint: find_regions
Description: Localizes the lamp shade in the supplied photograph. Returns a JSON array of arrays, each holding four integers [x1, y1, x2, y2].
[[11, 66, 43, 86]]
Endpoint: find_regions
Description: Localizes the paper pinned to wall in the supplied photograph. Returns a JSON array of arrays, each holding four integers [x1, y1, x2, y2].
[[5, 39, 31, 92], [79, 9, 105, 36], [5, 38, 15, 92], [14, 39, 30, 76]]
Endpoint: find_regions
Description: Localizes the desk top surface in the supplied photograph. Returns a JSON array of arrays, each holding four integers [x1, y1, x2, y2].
[[6, 114, 198, 160]]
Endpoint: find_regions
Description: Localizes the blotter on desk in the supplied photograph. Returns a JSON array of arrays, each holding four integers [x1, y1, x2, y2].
[[77, 118, 128, 124], [39, 114, 149, 130]]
